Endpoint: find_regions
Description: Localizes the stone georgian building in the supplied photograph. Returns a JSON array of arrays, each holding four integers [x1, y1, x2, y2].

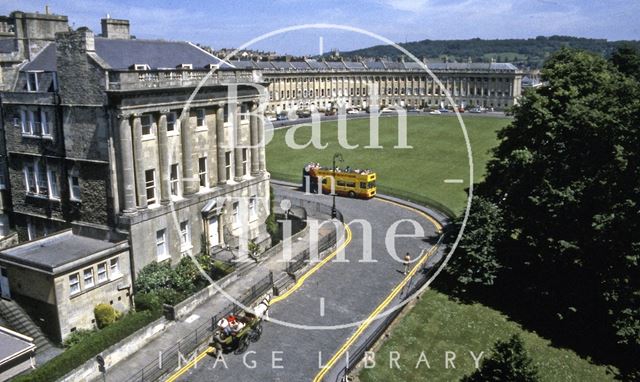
[[233, 58, 522, 112], [0, 13, 271, 340]]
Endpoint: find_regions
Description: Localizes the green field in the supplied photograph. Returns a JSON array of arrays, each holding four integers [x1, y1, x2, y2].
[[359, 290, 617, 382], [266, 115, 506, 215]]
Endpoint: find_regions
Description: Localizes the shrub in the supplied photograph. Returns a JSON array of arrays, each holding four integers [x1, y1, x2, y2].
[[94, 304, 118, 329], [462, 334, 539, 382], [13, 310, 160, 382], [155, 288, 186, 306], [134, 261, 174, 294], [62, 329, 95, 349], [134, 292, 161, 312]]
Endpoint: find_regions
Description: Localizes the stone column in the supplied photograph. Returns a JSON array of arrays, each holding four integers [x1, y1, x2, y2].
[[157, 110, 171, 205], [181, 111, 196, 195], [233, 104, 244, 182], [131, 114, 147, 209], [207, 107, 218, 186], [216, 105, 227, 185], [118, 114, 136, 214], [249, 103, 260, 176], [258, 113, 266, 172]]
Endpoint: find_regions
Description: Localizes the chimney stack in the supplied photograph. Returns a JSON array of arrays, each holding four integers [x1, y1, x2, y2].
[[101, 17, 130, 39]]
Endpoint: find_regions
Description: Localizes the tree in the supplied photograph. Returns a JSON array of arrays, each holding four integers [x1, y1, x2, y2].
[[445, 196, 505, 289], [610, 45, 640, 81], [462, 335, 539, 382], [457, 47, 639, 374]]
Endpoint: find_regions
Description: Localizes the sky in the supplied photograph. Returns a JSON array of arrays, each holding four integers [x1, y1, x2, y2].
[[2, 0, 638, 55]]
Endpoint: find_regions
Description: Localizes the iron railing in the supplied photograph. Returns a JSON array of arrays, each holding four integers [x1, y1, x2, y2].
[[125, 272, 273, 382]]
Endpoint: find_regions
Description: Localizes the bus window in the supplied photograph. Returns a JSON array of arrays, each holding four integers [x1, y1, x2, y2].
[[322, 178, 328, 184], [360, 182, 366, 189], [346, 182, 356, 188], [367, 181, 376, 188], [337, 181, 346, 187]]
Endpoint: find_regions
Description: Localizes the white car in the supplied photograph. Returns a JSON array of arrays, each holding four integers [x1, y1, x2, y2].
[[429, 110, 441, 115]]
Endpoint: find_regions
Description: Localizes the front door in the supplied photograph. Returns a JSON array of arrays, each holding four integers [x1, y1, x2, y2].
[[208, 216, 219, 247], [0, 267, 10, 300]]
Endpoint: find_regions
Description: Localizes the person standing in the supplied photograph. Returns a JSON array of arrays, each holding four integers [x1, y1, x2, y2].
[[403, 253, 411, 275]]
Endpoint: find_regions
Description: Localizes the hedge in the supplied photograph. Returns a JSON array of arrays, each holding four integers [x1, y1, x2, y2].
[[13, 309, 161, 382]]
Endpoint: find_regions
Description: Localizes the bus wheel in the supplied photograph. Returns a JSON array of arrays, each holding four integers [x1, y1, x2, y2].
[[348, 191, 356, 198]]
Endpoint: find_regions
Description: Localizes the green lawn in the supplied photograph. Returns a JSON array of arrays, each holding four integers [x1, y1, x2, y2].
[[359, 290, 617, 382], [266, 115, 506, 215]]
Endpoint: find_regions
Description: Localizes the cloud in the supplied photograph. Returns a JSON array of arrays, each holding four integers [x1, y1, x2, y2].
[[379, 0, 430, 13]]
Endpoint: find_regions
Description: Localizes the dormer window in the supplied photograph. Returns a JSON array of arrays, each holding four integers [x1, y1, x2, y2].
[[133, 64, 150, 71], [27, 72, 39, 92], [177, 64, 192, 70], [205, 64, 218, 70]]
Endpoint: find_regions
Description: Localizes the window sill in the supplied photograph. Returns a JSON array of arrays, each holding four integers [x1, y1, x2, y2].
[[167, 131, 180, 137], [21, 134, 53, 140], [157, 255, 171, 263], [70, 197, 82, 203], [26, 193, 57, 201], [195, 127, 208, 133], [142, 135, 156, 142]]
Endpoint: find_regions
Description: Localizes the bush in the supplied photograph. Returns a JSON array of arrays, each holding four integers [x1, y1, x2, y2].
[[134, 261, 174, 294], [462, 334, 539, 382], [62, 329, 95, 349], [13, 310, 160, 382], [94, 304, 119, 329], [155, 288, 186, 306], [134, 292, 161, 312]]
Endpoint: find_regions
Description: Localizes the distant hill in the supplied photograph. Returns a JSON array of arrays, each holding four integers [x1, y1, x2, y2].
[[336, 36, 640, 68]]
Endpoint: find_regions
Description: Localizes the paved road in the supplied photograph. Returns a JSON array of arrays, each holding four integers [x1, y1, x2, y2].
[[173, 184, 443, 381]]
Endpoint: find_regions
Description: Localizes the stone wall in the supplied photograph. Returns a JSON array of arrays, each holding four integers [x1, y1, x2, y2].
[[59, 316, 170, 382]]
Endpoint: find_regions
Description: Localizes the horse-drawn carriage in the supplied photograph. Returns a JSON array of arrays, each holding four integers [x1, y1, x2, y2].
[[209, 294, 271, 355]]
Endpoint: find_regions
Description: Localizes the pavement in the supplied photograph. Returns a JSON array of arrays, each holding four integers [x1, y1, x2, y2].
[[169, 183, 447, 382], [101, 185, 338, 382]]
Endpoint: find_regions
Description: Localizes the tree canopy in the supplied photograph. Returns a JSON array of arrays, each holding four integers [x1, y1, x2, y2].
[[446, 46, 640, 378]]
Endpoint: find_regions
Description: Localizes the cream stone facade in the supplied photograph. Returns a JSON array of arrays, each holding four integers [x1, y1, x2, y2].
[[233, 59, 522, 112]]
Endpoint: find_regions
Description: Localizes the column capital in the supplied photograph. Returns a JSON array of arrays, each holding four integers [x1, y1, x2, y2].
[[159, 108, 170, 115], [131, 112, 142, 118], [116, 112, 131, 120]]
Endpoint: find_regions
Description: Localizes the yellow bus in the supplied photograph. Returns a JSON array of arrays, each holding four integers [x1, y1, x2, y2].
[[302, 163, 377, 199]]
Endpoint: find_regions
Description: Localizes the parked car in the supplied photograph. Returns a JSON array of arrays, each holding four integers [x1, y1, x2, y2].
[[407, 108, 420, 113], [296, 109, 311, 118], [276, 113, 289, 121], [438, 108, 449, 113], [429, 110, 441, 115]]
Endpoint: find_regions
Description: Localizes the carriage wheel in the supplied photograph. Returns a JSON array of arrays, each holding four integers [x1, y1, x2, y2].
[[248, 327, 262, 343], [234, 337, 250, 355]]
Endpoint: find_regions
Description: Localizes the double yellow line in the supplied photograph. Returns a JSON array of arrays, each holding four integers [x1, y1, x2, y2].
[[166, 223, 352, 382], [167, 197, 441, 382], [312, 242, 439, 382], [272, 224, 352, 303]]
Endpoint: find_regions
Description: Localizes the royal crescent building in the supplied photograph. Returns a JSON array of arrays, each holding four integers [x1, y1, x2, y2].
[[232, 58, 522, 113]]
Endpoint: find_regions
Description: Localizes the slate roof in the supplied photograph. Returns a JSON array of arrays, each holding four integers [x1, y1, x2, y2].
[[0, 230, 127, 274], [22, 38, 232, 72], [93, 38, 230, 69]]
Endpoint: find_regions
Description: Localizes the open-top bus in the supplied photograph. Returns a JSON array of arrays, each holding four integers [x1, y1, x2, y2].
[[302, 162, 377, 199]]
